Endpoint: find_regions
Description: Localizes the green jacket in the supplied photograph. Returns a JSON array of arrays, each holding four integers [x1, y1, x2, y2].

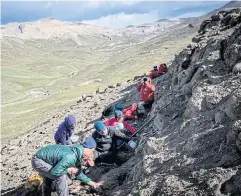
[[35, 144, 91, 184]]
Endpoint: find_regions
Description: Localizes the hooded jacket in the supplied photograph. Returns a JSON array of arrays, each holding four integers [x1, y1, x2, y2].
[[92, 126, 130, 152], [34, 144, 91, 184], [123, 104, 137, 119], [54, 115, 76, 145], [137, 78, 156, 102]]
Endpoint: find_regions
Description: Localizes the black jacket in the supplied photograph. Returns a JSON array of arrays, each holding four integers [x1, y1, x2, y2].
[[92, 126, 130, 152]]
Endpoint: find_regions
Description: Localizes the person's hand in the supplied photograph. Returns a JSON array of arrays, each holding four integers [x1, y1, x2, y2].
[[94, 181, 103, 189], [135, 115, 138, 119], [89, 181, 103, 189], [67, 167, 79, 175]]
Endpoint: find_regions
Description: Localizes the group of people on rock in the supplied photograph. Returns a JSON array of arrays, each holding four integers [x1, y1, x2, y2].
[[31, 75, 158, 196], [149, 63, 168, 79]]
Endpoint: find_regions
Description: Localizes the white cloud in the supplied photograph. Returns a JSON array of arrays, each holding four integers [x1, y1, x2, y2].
[[81, 0, 140, 10], [175, 11, 205, 18], [44, 2, 52, 8], [82, 11, 159, 28]]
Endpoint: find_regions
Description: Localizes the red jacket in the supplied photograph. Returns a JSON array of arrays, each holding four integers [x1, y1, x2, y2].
[[158, 64, 164, 74], [105, 117, 136, 134], [137, 78, 155, 102], [123, 104, 137, 119], [149, 70, 158, 78]]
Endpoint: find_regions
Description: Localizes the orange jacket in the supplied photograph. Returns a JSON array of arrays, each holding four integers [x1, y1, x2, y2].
[[123, 103, 137, 119], [137, 78, 155, 102]]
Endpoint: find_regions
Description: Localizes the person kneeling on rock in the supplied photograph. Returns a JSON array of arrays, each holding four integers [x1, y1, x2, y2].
[[54, 114, 76, 145], [32, 136, 102, 196], [92, 121, 131, 164], [122, 103, 145, 119]]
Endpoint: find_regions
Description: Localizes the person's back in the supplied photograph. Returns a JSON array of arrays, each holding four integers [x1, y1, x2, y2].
[[35, 144, 76, 167], [123, 103, 138, 119]]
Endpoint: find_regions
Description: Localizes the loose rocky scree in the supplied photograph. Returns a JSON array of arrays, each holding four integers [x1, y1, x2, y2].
[[1, 8, 241, 196]]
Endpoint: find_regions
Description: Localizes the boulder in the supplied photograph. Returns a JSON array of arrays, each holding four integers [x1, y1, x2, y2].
[[192, 36, 200, 43], [230, 15, 241, 27], [82, 94, 86, 101], [232, 62, 241, 75], [221, 13, 239, 26], [108, 84, 115, 88], [188, 24, 194, 28], [199, 20, 211, 33], [211, 14, 222, 21]]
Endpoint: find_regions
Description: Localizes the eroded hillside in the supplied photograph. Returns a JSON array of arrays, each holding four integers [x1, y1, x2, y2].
[[1, 5, 241, 196], [1, 16, 199, 139]]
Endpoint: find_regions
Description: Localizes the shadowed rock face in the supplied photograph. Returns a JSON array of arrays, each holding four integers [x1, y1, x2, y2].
[[106, 7, 241, 196], [1, 5, 241, 196]]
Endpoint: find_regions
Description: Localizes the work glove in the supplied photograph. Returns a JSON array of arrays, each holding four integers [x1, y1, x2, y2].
[[128, 140, 137, 149]]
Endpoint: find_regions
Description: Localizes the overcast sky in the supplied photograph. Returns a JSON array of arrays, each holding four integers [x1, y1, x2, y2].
[[1, 1, 228, 28]]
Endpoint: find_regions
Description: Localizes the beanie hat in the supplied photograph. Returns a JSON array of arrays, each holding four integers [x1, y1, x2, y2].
[[115, 103, 123, 111], [115, 110, 124, 119], [83, 136, 97, 149], [65, 114, 76, 130], [94, 121, 105, 132]]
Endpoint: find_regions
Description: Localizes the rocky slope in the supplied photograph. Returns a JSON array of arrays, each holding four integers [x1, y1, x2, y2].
[[1, 5, 241, 196], [103, 7, 241, 196]]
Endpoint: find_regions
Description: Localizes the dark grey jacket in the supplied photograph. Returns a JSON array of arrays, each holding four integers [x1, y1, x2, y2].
[[92, 126, 130, 152]]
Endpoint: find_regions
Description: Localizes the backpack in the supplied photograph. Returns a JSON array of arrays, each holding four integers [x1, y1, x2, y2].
[[102, 105, 114, 117], [137, 103, 146, 117]]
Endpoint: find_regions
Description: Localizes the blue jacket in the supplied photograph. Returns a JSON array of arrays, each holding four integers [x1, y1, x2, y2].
[[54, 115, 76, 145]]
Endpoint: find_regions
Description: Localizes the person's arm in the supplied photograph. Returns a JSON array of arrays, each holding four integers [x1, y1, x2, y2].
[[112, 129, 131, 142], [137, 83, 142, 92], [123, 121, 136, 134], [76, 170, 103, 188], [76, 171, 92, 184], [146, 84, 155, 92], [105, 118, 112, 126], [150, 84, 156, 92], [50, 155, 73, 176], [58, 129, 67, 145]]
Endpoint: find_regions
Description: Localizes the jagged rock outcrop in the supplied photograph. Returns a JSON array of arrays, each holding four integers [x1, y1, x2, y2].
[[104, 8, 241, 196]]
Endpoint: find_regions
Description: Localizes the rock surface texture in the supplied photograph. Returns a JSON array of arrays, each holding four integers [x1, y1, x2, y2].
[[1, 7, 241, 196]]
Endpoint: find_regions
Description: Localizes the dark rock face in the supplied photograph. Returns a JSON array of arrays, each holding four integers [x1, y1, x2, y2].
[[195, 8, 241, 40]]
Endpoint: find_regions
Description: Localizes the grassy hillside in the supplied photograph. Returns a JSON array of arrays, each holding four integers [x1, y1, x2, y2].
[[1, 21, 196, 139]]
